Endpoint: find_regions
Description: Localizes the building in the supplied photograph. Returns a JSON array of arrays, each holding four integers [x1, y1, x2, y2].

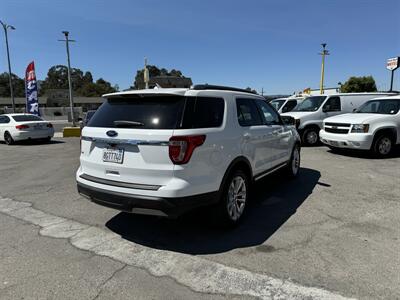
[[135, 75, 193, 90], [0, 89, 104, 119]]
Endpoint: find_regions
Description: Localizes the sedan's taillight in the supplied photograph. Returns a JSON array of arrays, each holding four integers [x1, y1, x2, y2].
[[47, 123, 53, 128], [169, 135, 206, 164], [15, 125, 29, 130]]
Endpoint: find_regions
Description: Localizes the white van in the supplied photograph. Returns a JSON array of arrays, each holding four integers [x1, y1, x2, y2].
[[281, 92, 395, 145], [270, 97, 304, 114], [320, 95, 400, 157]]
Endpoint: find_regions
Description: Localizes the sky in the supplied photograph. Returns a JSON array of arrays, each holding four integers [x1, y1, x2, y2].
[[1, 0, 399, 94]]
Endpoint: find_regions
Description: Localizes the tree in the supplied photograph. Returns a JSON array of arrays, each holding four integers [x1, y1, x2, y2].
[[133, 65, 187, 89], [41, 65, 117, 96], [0, 73, 25, 97], [340, 76, 377, 93]]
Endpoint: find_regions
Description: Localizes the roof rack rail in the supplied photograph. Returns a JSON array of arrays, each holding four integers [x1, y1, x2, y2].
[[191, 84, 257, 94]]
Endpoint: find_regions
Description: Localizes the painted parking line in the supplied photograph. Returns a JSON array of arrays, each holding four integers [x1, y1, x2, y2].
[[0, 196, 354, 300]]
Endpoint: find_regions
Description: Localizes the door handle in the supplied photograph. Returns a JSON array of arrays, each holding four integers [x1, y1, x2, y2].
[[272, 130, 280, 136], [243, 133, 251, 140]]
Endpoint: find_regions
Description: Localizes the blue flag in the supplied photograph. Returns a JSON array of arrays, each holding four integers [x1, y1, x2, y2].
[[25, 61, 40, 116]]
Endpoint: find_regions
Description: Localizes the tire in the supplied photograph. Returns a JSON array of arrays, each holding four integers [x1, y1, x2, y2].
[[217, 169, 249, 226], [302, 128, 320, 146], [286, 145, 301, 178], [372, 134, 393, 157], [4, 132, 14, 145]]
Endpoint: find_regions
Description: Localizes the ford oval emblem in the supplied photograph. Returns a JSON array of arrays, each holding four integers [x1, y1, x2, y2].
[[106, 130, 118, 137]]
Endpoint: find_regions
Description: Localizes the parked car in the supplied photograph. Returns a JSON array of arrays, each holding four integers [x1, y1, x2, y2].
[[0, 113, 54, 145], [281, 92, 396, 146], [80, 110, 97, 129], [270, 97, 304, 114], [320, 95, 400, 157], [76, 85, 301, 225]]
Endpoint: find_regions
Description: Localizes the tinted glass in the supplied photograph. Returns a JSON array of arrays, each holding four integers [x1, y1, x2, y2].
[[12, 115, 43, 122], [236, 98, 263, 127], [323, 96, 341, 111], [255, 100, 281, 125], [180, 97, 224, 128], [283, 100, 297, 112], [294, 96, 326, 111], [88, 96, 185, 129], [357, 99, 400, 114]]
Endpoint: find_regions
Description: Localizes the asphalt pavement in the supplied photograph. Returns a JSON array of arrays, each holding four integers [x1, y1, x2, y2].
[[0, 138, 399, 299]]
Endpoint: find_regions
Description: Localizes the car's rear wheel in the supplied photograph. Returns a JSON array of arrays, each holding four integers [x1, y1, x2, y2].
[[372, 134, 393, 157], [302, 128, 319, 146], [4, 132, 14, 145], [217, 169, 249, 226], [286, 145, 301, 177]]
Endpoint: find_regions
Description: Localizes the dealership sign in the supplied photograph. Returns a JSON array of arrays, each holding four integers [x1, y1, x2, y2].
[[386, 57, 399, 71]]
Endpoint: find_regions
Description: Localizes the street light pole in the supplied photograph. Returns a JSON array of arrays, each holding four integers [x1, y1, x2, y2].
[[1, 20, 16, 112], [319, 43, 330, 95], [59, 31, 76, 126]]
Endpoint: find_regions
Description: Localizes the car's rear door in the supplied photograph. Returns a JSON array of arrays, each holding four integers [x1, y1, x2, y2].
[[255, 99, 291, 166], [236, 98, 275, 175], [80, 95, 185, 187]]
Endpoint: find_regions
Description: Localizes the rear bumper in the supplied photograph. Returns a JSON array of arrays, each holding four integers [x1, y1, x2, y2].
[[13, 129, 54, 141], [319, 130, 373, 150], [77, 182, 219, 218]]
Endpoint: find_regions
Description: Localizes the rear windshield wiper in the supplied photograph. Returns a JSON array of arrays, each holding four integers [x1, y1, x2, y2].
[[114, 120, 145, 127]]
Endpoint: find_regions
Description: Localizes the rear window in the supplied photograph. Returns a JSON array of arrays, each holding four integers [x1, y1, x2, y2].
[[12, 115, 43, 122], [87, 95, 224, 129]]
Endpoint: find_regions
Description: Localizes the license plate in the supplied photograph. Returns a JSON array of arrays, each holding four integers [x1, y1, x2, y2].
[[103, 148, 124, 164], [330, 141, 339, 146], [33, 124, 43, 130]]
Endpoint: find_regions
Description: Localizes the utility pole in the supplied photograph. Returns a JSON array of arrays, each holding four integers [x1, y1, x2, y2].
[[144, 57, 149, 89], [0, 20, 16, 112], [319, 43, 330, 94], [58, 31, 76, 126]]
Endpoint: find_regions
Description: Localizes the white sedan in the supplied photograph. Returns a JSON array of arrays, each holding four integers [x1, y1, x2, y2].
[[0, 113, 54, 145]]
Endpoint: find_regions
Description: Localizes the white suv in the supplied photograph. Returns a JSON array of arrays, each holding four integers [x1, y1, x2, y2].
[[320, 95, 400, 157], [76, 85, 301, 225]]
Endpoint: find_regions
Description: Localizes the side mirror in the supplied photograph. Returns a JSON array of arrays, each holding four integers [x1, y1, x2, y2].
[[352, 108, 357, 113], [281, 116, 295, 126], [282, 106, 288, 113]]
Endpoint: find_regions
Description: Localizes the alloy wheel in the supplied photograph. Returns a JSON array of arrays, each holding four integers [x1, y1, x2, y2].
[[227, 176, 247, 221], [378, 137, 392, 155], [292, 147, 300, 175], [306, 131, 318, 145]]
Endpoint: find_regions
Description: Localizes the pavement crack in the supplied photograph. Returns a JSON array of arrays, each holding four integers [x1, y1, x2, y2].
[[92, 264, 127, 300]]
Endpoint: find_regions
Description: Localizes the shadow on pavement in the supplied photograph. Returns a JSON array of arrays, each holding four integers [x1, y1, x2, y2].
[[0, 139, 65, 146], [106, 167, 321, 255]]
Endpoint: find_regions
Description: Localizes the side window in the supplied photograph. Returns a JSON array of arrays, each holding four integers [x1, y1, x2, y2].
[[323, 96, 341, 112], [0, 116, 10, 124], [236, 98, 263, 127], [282, 100, 297, 113], [255, 100, 281, 125], [180, 97, 224, 128]]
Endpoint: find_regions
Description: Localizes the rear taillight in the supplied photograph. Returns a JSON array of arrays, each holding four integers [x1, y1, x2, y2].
[[15, 125, 29, 130], [47, 123, 53, 128], [169, 135, 206, 164]]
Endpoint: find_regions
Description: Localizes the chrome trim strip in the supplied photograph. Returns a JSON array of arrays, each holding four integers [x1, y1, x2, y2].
[[254, 162, 287, 181], [80, 174, 161, 191], [81, 136, 169, 146]]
